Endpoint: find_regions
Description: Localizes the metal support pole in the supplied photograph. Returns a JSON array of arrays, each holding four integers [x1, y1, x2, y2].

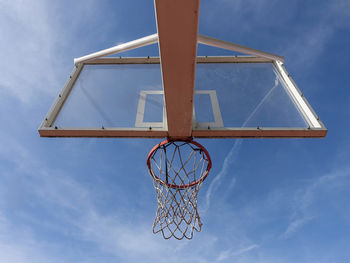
[[198, 34, 284, 62], [74, 34, 158, 65]]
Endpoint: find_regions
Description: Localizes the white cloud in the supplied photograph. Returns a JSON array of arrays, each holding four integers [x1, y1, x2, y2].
[[203, 76, 279, 212], [217, 244, 259, 261], [201, 0, 349, 70], [330, 0, 350, 18], [204, 139, 242, 211], [284, 25, 333, 68], [0, 0, 102, 104], [282, 216, 314, 239], [0, 0, 59, 103], [282, 168, 350, 239], [0, 212, 64, 263], [202, 0, 297, 30]]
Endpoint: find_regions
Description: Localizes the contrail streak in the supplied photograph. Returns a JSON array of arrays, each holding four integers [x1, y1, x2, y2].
[[203, 75, 280, 211]]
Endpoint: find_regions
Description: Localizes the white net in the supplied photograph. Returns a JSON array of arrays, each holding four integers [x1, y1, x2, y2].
[[147, 140, 211, 240]]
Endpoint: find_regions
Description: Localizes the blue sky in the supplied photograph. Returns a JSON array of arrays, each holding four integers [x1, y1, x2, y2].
[[1, 0, 350, 262]]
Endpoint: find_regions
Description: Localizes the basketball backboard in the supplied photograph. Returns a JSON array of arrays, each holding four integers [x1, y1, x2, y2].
[[39, 54, 326, 138]]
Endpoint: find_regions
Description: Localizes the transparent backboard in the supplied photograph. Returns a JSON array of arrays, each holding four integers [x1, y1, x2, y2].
[[39, 57, 326, 138], [195, 63, 307, 127], [54, 63, 164, 128]]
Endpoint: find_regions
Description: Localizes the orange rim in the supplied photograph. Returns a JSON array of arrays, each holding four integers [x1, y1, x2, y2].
[[147, 138, 212, 189]]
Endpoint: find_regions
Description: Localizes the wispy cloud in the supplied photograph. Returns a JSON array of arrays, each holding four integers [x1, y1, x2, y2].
[[217, 244, 260, 261], [201, 0, 349, 70], [0, 149, 160, 262], [284, 25, 333, 68], [282, 216, 314, 239], [203, 74, 280, 212], [203, 139, 242, 211], [0, 0, 101, 104], [0, 212, 64, 263], [0, 0, 59, 103], [281, 168, 350, 239]]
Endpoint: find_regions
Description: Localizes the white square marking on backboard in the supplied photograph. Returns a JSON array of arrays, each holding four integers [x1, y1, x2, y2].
[[135, 90, 223, 129], [135, 90, 167, 128], [193, 90, 224, 128]]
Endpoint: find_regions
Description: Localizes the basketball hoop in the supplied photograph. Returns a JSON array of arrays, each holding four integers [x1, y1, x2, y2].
[[147, 138, 212, 240]]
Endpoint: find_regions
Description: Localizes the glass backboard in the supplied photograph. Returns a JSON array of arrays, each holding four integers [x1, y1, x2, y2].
[[39, 56, 326, 138]]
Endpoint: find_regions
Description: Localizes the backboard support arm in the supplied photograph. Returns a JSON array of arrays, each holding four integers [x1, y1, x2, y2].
[[74, 34, 285, 66], [155, 0, 200, 139], [74, 34, 158, 65], [198, 34, 284, 62]]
